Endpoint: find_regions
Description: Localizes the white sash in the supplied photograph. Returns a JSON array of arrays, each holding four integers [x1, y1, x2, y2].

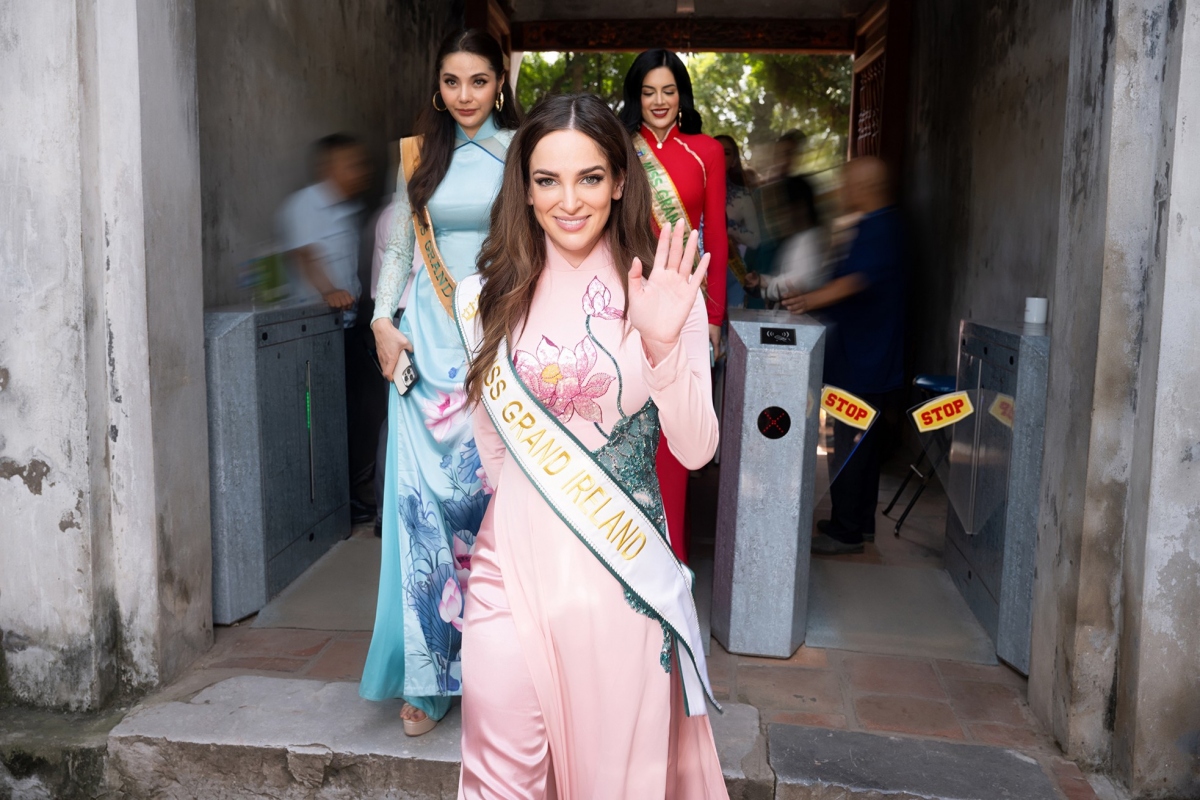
[[453, 274, 718, 716]]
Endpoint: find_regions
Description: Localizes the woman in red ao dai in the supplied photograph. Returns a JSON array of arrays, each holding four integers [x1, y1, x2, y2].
[[620, 49, 729, 563]]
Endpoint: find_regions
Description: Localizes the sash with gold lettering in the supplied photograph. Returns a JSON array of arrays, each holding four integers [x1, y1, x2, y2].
[[632, 133, 702, 272], [454, 274, 719, 717], [401, 136, 457, 317]]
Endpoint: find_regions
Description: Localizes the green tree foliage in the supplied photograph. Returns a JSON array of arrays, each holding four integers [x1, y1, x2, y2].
[[517, 51, 852, 172], [516, 52, 636, 111], [692, 53, 852, 171]]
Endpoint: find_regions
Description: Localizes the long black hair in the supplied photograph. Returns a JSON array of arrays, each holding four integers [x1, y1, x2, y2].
[[408, 29, 522, 215], [618, 49, 703, 135]]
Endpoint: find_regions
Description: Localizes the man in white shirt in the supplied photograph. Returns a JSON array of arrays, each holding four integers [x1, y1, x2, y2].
[[277, 133, 377, 524], [277, 133, 369, 327]]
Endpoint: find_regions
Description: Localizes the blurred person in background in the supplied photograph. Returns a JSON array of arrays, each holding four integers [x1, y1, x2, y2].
[[620, 49, 728, 563], [714, 134, 760, 311], [359, 28, 521, 737], [744, 130, 816, 303], [276, 132, 376, 525], [278, 133, 369, 322], [781, 156, 907, 555], [745, 147, 829, 305]]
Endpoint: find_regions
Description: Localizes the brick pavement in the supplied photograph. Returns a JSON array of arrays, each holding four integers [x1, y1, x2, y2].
[[185, 623, 1093, 799], [178, 462, 1097, 799]]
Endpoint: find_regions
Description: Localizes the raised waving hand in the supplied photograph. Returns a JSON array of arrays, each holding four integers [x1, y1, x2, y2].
[[627, 220, 712, 365]]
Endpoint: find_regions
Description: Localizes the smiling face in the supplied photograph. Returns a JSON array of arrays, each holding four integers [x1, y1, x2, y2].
[[439, 52, 501, 138], [640, 66, 680, 137], [528, 129, 625, 266]]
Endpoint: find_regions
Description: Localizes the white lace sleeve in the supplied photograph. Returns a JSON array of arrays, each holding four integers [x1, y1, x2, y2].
[[372, 163, 415, 323]]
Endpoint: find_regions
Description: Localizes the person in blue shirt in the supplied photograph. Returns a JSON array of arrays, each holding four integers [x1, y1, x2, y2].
[[782, 156, 907, 554]]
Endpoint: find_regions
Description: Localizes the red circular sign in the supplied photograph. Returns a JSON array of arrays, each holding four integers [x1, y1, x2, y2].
[[757, 407, 791, 439]]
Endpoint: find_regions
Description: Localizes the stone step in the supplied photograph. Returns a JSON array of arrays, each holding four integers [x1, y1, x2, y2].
[[769, 724, 1061, 800], [105, 675, 771, 799], [0, 705, 124, 800]]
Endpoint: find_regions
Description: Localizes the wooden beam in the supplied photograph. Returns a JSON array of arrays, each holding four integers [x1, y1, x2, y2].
[[465, 0, 515, 66], [511, 18, 856, 54]]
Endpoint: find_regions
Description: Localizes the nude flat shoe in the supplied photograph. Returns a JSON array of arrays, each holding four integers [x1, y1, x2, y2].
[[401, 703, 437, 736]]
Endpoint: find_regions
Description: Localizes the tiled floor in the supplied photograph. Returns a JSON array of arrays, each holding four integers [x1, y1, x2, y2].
[[186, 626, 1090, 798], [708, 644, 1049, 749], [184, 456, 1095, 799]]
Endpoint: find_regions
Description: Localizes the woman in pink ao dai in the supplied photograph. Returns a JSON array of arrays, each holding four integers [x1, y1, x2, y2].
[[457, 94, 728, 798]]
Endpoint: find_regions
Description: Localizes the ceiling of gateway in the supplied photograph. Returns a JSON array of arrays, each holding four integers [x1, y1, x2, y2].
[[510, 0, 876, 21]]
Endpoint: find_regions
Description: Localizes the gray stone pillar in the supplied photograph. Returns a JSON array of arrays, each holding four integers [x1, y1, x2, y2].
[[0, 0, 210, 709], [1027, 0, 1200, 794], [712, 311, 824, 658], [1108, 5, 1200, 794]]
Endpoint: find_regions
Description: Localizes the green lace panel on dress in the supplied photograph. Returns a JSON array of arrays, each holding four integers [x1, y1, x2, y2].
[[593, 400, 674, 673]]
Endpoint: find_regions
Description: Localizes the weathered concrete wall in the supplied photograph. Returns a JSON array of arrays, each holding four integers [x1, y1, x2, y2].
[[1023, 0, 1200, 796], [197, 0, 464, 308], [135, 0, 213, 685], [0, 0, 211, 710], [1027, 0, 1118, 767], [908, 1, 1200, 794], [904, 0, 1072, 374], [0, 1, 106, 709], [1110, 3, 1200, 795]]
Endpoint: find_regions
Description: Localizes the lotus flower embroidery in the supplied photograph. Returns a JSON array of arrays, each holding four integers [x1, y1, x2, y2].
[[582, 277, 623, 320], [514, 335, 615, 423]]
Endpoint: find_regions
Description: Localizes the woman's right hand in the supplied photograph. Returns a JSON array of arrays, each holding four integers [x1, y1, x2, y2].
[[371, 318, 413, 381]]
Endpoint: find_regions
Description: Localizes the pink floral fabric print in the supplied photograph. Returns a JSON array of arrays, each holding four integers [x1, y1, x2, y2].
[[422, 389, 468, 442], [514, 335, 615, 423], [583, 277, 623, 320]]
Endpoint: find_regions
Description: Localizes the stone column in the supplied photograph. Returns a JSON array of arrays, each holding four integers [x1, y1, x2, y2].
[[0, 0, 210, 710], [1030, 0, 1200, 794], [1109, 4, 1200, 794]]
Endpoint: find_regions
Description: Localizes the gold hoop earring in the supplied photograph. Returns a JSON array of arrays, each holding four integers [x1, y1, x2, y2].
[[432, 93, 447, 112], [495, 92, 505, 112]]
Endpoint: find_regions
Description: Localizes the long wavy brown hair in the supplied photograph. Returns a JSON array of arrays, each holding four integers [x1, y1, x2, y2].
[[464, 94, 656, 406]]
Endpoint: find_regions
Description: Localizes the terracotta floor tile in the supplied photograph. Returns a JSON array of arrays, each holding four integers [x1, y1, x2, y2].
[[946, 679, 1030, 726], [968, 722, 1054, 752], [844, 654, 946, 699], [304, 639, 369, 681], [207, 656, 309, 673], [936, 659, 1026, 689], [768, 711, 848, 729], [231, 628, 334, 658], [1050, 759, 1098, 800], [736, 666, 844, 714], [738, 646, 828, 669], [854, 695, 964, 739]]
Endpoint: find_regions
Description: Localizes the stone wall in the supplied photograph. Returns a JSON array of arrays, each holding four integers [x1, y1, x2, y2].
[[197, 0, 464, 308], [903, 0, 1072, 375], [0, 0, 211, 710], [0, 2, 105, 710], [905, 1, 1200, 795], [1102, 2, 1200, 795]]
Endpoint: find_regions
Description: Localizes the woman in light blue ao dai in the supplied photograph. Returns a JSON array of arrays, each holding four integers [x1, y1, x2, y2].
[[360, 28, 519, 736]]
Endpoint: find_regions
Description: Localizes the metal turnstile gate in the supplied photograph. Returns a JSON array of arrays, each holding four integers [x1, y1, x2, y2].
[[712, 310, 825, 658]]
